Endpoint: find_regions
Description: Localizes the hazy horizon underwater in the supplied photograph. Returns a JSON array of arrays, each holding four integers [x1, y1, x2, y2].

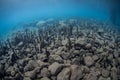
[[0, 0, 120, 80]]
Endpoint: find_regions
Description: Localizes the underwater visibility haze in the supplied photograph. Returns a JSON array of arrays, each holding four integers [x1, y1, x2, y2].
[[1, 0, 118, 38], [0, 0, 120, 80]]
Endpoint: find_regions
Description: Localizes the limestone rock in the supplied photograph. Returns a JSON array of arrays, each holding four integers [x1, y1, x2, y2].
[[50, 55, 63, 63], [48, 62, 62, 76], [40, 77, 50, 80], [84, 56, 94, 66], [24, 70, 36, 79], [85, 43, 92, 49], [57, 68, 71, 80], [70, 65, 83, 80], [102, 69, 109, 78], [84, 73, 98, 80], [40, 68, 51, 77], [24, 60, 38, 72]]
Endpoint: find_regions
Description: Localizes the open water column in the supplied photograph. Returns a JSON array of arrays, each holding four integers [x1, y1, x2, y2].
[[0, 0, 120, 80]]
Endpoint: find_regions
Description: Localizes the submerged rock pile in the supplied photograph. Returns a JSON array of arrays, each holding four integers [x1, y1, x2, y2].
[[0, 19, 120, 80]]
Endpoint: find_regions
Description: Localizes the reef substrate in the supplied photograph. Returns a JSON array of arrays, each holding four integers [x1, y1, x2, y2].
[[0, 19, 120, 80]]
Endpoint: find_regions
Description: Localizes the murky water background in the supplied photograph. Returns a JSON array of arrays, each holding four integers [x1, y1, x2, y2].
[[0, 0, 120, 39]]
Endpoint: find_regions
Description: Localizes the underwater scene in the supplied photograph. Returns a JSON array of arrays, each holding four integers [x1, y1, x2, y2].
[[0, 0, 120, 80]]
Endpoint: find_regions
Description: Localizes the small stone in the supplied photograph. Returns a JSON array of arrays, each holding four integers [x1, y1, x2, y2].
[[73, 50, 80, 56], [48, 62, 62, 76], [40, 77, 50, 80], [84, 56, 94, 66], [50, 55, 63, 63], [17, 41, 24, 47], [60, 52, 70, 60], [18, 59, 27, 67], [24, 70, 36, 79], [57, 68, 71, 80], [70, 65, 83, 80], [74, 38, 85, 50], [71, 58, 80, 65], [98, 76, 107, 80], [51, 76, 57, 80], [107, 77, 111, 80], [24, 60, 38, 72], [62, 39, 68, 46], [37, 54, 47, 62], [107, 54, 113, 60], [102, 69, 109, 78], [113, 50, 119, 58], [82, 66, 90, 73], [6, 66, 14, 75], [84, 73, 98, 80], [23, 77, 31, 80], [40, 68, 51, 77], [111, 67, 118, 80], [92, 55, 99, 61], [11, 70, 16, 76], [37, 60, 49, 69], [85, 43, 92, 49]]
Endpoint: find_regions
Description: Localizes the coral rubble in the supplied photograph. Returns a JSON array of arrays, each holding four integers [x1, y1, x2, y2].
[[0, 19, 120, 80]]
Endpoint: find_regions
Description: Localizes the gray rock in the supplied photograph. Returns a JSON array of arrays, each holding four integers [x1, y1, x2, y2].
[[84, 56, 94, 66], [17, 41, 24, 47], [24, 70, 36, 79], [6, 66, 14, 76], [73, 50, 80, 56], [37, 60, 49, 69], [107, 77, 111, 80], [23, 77, 31, 80], [37, 54, 47, 62], [111, 67, 118, 80], [101, 69, 109, 78], [18, 59, 27, 67], [85, 43, 92, 49], [90, 68, 101, 77], [40, 68, 51, 77], [107, 54, 113, 61], [92, 55, 99, 61], [98, 76, 107, 80], [51, 76, 57, 80], [84, 73, 98, 80], [24, 60, 38, 72], [24, 67, 40, 79], [48, 62, 62, 76], [40, 77, 50, 80], [50, 55, 63, 63], [71, 57, 80, 65], [82, 66, 90, 73], [70, 65, 83, 80], [113, 50, 119, 58], [60, 52, 70, 60], [57, 68, 71, 80]]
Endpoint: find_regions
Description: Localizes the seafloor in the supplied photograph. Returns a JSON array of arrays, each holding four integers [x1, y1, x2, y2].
[[0, 19, 120, 80]]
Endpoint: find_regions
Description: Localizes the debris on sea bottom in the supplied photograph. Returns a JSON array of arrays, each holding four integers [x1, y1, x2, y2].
[[0, 19, 120, 80]]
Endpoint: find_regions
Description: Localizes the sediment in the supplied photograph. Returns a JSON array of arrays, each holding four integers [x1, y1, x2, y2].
[[0, 19, 120, 80]]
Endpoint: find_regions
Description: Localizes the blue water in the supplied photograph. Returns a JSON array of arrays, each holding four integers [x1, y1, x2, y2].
[[0, 0, 119, 39]]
